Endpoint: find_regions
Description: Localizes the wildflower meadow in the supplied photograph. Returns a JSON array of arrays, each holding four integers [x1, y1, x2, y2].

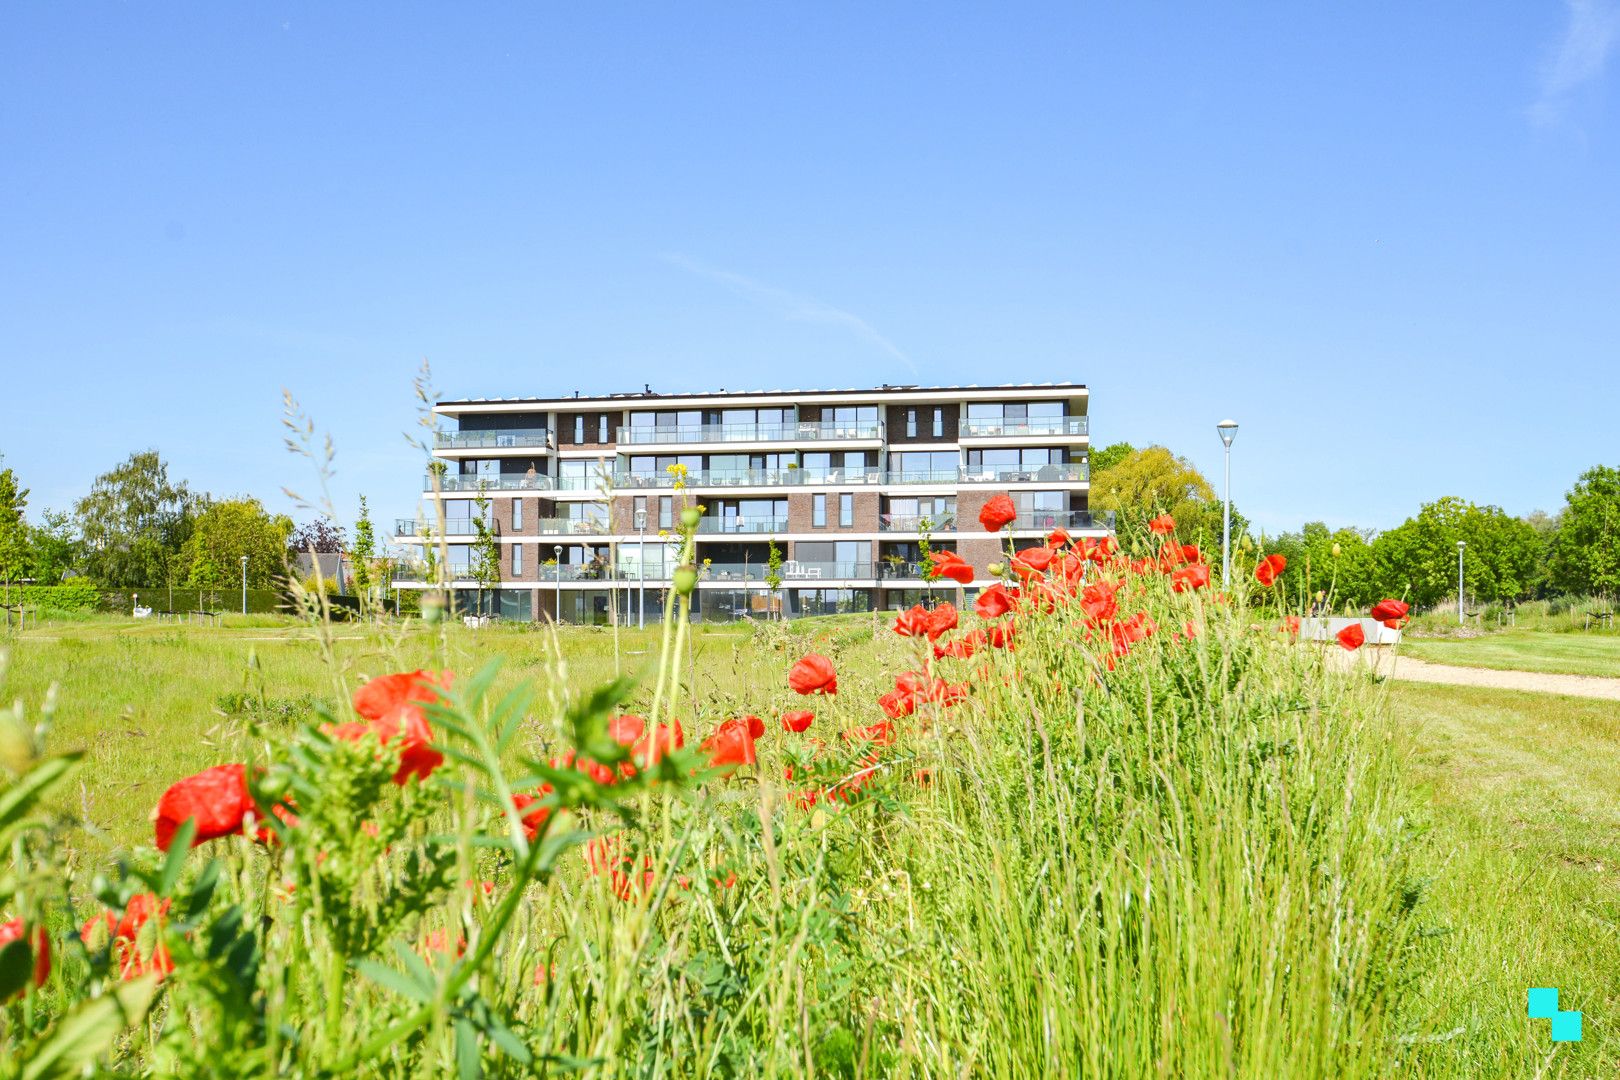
[[0, 492, 1463, 1078]]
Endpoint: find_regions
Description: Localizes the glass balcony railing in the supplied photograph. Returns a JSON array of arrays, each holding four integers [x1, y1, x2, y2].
[[883, 470, 963, 485], [394, 517, 488, 536], [878, 513, 957, 531], [960, 464, 1089, 484], [616, 421, 883, 445], [393, 563, 472, 583], [535, 517, 613, 535], [1007, 510, 1116, 531], [426, 474, 555, 492], [960, 416, 1088, 437], [435, 428, 550, 450], [612, 467, 884, 489], [693, 517, 791, 535], [699, 561, 878, 581]]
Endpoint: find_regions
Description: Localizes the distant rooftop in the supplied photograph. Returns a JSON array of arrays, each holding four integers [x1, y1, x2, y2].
[[437, 381, 1087, 408]]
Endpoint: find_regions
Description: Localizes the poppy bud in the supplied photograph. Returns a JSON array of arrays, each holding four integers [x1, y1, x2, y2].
[[987, 562, 1006, 577], [1331, 542, 1342, 558], [672, 566, 698, 596], [680, 506, 702, 529]]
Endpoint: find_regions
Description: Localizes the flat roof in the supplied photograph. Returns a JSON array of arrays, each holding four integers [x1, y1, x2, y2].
[[437, 382, 1088, 408]]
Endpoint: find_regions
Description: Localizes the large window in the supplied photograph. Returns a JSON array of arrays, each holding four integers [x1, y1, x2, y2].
[[792, 589, 871, 616], [793, 540, 869, 575], [966, 448, 1067, 479], [890, 451, 959, 479], [885, 496, 955, 529]]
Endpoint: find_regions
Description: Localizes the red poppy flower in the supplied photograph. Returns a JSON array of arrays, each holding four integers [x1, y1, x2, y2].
[[608, 713, 645, 745], [743, 714, 766, 739], [930, 550, 976, 585], [1170, 564, 1211, 592], [788, 653, 838, 695], [1046, 527, 1071, 549], [1254, 554, 1287, 587], [345, 669, 451, 784], [0, 919, 50, 995], [1369, 598, 1410, 628], [154, 763, 257, 852], [933, 633, 979, 660], [81, 894, 173, 981], [421, 929, 467, 959], [1282, 615, 1301, 637], [844, 721, 897, 749], [1148, 514, 1176, 535], [630, 720, 685, 771], [985, 621, 1016, 649], [702, 718, 759, 770], [1080, 580, 1119, 624], [978, 494, 1017, 532], [1336, 623, 1366, 651], [925, 602, 959, 642], [1012, 546, 1054, 578], [892, 604, 930, 637], [975, 583, 1014, 619], [511, 789, 553, 843], [782, 710, 814, 733], [878, 688, 916, 718]]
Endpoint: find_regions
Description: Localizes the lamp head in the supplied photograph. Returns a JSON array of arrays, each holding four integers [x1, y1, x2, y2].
[[1216, 419, 1239, 448], [1457, 540, 1466, 550], [634, 509, 647, 529]]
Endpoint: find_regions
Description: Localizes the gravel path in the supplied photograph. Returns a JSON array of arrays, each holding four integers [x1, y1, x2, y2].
[[1338, 649, 1620, 701]]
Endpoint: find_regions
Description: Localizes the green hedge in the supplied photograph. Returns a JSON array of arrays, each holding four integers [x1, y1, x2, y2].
[[97, 587, 290, 615], [3, 580, 103, 613]]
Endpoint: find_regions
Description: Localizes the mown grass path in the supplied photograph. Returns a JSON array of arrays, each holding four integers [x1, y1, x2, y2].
[[1393, 682, 1620, 1076], [1401, 630, 1620, 679]]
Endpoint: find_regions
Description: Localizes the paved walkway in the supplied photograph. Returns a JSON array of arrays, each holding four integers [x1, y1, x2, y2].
[[1338, 649, 1620, 702]]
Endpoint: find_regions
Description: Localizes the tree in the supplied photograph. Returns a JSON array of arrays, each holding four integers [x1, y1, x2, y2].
[[1088, 445, 1247, 547], [178, 498, 295, 591], [74, 451, 197, 587], [27, 510, 81, 584], [765, 538, 784, 620], [0, 459, 29, 592], [351, 497, 377, 607], [470, 489, 501, 616], [1090, 441, 1135, 474], [1547, 465, 1620, 598], [1263, 522, 1381, 610], [288, 519, 347, 556], [1373, 496, 1542, 608]]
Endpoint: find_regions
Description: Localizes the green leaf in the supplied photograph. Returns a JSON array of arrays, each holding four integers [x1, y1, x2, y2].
[[157, 819, 196, 893], [455, 1018, 481, 1080], [354, 959, 433, 1004], [392, 939, 437, 991], [0, 752, 81, 836], [22, 977, 158, 1080], [0, 938, 33, 1000]]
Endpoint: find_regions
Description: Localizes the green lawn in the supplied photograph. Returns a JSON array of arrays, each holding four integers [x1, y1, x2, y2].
[[1401, 630, 1620, 678], [1392, 682, 1620, 1074]]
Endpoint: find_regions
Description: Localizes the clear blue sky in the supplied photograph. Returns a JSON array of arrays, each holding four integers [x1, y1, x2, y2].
[[4, 3, 1617, 537]]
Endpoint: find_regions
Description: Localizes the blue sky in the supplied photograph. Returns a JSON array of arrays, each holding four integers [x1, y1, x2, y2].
[[3, 3, 1618, 537]]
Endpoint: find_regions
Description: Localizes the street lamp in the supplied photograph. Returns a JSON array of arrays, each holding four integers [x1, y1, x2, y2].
[[635, 509, 648, 629], [240, 555, 248, 615], [1216, 419, 1239, 587], [1457, 540, 1466, 625], [554, 544, 563, 625]]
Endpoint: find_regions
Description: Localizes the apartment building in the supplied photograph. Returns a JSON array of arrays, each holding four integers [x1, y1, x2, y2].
[[394, 383, 1111, 622]]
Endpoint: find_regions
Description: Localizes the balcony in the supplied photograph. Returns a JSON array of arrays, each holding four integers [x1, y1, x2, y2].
[[394, 517, 488, 537], [884, 469, 963, 485], [616, 421, 883, 445], [613, 467, 884, 490], [393, 562, 472, 583], [699, 561, 878, 582], [960, 416, 1088, 438], [878, 514, 957, 532], [1007, 509, 1116, 532], [426, 474, 556, 492], [960, 464, 1088, 484], [693, 517, 791, 535], [435, 428, 550, 450], [535, 517, 612, 535]]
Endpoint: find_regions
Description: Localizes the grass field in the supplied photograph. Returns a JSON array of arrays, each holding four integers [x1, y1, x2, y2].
[[1401, 629, 1620, 678], [6, 611, 1619, 1074], [1391, 682, 1620, 1074]]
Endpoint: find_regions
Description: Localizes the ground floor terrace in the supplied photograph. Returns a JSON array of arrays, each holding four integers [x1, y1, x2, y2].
[[412, 582, 984, 624]]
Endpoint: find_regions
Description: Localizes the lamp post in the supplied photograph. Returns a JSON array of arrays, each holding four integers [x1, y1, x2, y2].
[[554, 544, 563, 625], [1457, 540, 1466, 625], [1216, 419, 1239, 587], [240, 555, 248, 615], [635, 509, 648, 629]]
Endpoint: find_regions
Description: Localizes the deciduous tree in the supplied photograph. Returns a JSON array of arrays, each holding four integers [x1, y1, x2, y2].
[[1547, 465, 1620, 598], [74, 451, 197, 587]]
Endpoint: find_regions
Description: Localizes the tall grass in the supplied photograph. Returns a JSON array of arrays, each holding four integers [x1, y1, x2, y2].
[[0, 522, 1423, 1076]]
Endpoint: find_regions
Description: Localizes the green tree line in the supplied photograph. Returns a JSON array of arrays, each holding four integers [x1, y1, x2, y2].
[[1090, 443, 1620, 610]]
